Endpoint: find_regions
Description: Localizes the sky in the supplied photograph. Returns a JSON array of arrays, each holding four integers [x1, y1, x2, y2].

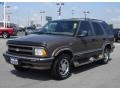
[[0, 2, 120, 28]]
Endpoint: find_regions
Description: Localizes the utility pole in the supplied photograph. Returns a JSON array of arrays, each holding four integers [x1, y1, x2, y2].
[[83, 11, 90, 19], [56, 3, 64, 19], [40, 11, 45, 26]]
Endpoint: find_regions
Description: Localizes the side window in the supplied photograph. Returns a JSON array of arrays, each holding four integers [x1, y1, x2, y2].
[[78, 21, 93, 36], [45, 22, 57, 32], [92, 22, 104, 35], [101, 22, 113, 35]]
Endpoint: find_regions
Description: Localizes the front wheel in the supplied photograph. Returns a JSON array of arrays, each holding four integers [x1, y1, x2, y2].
[[101, 48, 111, 64], [51, 54, 72, 80]]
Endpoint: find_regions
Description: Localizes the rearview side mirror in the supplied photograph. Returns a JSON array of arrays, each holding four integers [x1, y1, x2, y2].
[[78, 30, 88, 37]]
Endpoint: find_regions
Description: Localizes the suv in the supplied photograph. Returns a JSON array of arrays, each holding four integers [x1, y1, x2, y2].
[[113, 28, 120, 42], [3, 18, 115, 80]]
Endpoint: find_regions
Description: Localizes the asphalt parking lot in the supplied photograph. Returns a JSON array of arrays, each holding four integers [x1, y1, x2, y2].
[[0, 33, 120, 88]]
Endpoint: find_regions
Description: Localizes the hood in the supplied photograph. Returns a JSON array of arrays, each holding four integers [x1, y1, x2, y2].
[[7, 34, 73, 46]]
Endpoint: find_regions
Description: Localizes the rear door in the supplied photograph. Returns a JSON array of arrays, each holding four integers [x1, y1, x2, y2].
[[100, 22, 114, 43], [91, 21, 105, 50]]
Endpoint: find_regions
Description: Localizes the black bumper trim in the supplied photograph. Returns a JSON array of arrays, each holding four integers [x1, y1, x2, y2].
[[3, 53, 54, 70], [3, 53, 54, 61]]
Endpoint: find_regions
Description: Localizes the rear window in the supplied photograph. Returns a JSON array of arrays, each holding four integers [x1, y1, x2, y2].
[[101, 22, 113, 35], [78, 21, 93, 36]]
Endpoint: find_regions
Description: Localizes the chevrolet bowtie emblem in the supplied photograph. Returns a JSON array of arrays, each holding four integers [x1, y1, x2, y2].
[[16, 48, 19, 52]]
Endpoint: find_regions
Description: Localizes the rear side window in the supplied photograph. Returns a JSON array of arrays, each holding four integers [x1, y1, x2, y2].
[[78, 21, 93, 36], [101, 22, 113, 35], [92, 22, 104, 35]]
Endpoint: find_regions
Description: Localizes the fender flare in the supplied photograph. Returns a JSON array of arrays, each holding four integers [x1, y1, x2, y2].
[[52, 47, 73, 57]]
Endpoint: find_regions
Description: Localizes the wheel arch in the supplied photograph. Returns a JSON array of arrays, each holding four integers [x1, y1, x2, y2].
[[102, 43, 112, 54], [104, 43, 112, 50], [52, 48, 74, 59], [2, 31, 8, 34]]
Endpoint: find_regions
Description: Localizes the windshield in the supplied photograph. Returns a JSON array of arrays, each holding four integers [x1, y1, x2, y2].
[[37, 21, 79, 36]]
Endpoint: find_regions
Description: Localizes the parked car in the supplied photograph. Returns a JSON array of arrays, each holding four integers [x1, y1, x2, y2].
[[113, 28, 120, 42], [25, 26, 36, 35], [17, 27, 25, 32], [3, 18, 115, 80], [0, 27, 17, 38], [25, 27, 42, 35], [0, 22, 18, 38]]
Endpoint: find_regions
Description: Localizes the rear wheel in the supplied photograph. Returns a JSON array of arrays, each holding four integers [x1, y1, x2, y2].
[[51, 54, 72, 80], [25, 32, 28, 35], [14, 65, 29, 72], [2, 32, 9, 38], [101, 48, 111, 64], [114, 38, 118, 42]]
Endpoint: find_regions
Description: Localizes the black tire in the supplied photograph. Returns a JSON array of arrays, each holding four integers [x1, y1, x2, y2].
[[25, 32, 27, 36], [2, 32, 9, 38], [101, 48, 111, 64], [14, 65, 29, 72], [51, 54, 72, 80], [114, 38, 118, 42]]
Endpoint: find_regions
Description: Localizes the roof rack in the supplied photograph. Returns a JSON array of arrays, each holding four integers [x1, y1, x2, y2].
[[90, 19, 105, 22], [71, 18, 105, 22]]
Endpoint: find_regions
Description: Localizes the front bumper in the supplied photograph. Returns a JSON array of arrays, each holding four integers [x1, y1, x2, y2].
[[3, 53, 54, 70]]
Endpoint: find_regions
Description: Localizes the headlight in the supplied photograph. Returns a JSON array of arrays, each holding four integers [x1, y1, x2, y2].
[[35, 48, 47, 57]]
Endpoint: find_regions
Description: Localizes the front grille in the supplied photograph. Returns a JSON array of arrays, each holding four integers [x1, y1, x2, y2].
[[8, 44, 33, 56]]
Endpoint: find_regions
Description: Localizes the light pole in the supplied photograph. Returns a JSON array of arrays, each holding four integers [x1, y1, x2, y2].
[[56, 3, 64, 19], [40, 11, 45, 26], [1, 2, 7, 28], [72, 9, 75, 18], [83, 11, 90, 19], [5, 5, 11, 28], [7, 12, 12, 22], [27, 16, 30, 26], [3, 2, 6, 28]]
